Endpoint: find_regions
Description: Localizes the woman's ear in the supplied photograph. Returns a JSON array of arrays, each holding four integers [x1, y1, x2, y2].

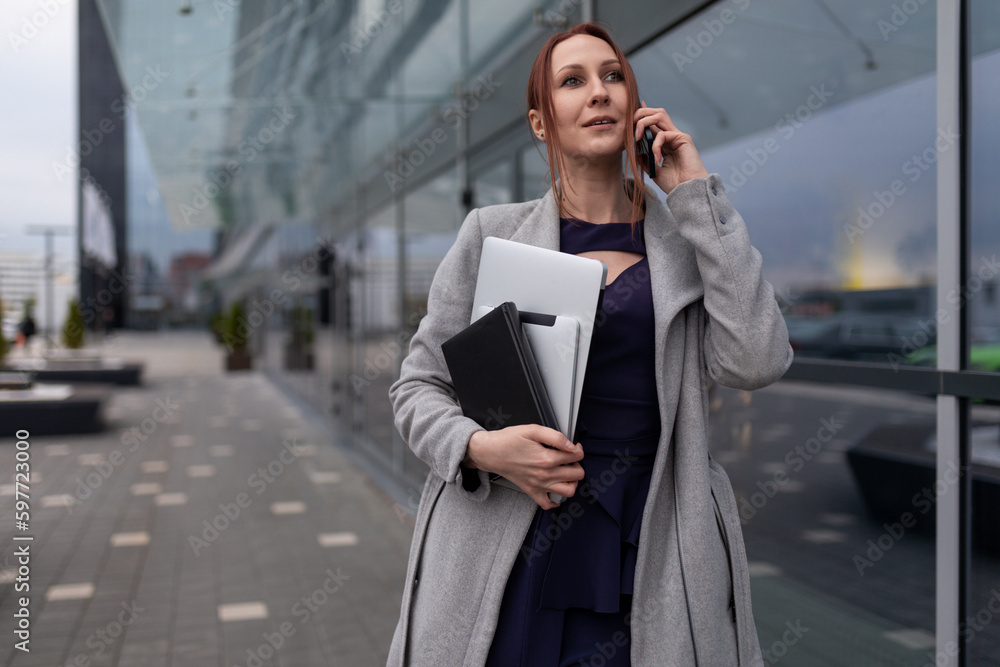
[[528, 109, 545, 141]]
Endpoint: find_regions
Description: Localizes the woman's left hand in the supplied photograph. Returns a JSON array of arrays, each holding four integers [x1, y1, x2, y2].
[[634, 103, 709, 194]]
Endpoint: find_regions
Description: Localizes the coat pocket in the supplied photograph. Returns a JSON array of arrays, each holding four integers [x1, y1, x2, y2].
[[710, 482, 737, 623], [406, 479, 536, 666], [708, 456, 764, 665]]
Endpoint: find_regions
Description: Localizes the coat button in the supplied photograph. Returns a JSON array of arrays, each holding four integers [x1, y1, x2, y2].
[[711, 186, 718, 195], [719, 215, 727, 224]]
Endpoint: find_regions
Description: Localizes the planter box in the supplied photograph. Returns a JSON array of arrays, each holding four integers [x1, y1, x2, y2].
[[846, 423, 1000, 555], [226, 349, 252, 371], [0, 383, 108, 436], [4, 359, 144, 386], [284, 346, 314, 370]]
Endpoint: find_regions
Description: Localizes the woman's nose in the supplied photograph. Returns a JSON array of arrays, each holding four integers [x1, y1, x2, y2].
[[589, 80, 609, 106]]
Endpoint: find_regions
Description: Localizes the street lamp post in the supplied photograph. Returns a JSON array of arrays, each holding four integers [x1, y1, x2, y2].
[[26, 224, 72, 350]]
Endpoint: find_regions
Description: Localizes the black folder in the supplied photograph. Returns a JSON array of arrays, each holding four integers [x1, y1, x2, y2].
[[442, 301, 559, 431]]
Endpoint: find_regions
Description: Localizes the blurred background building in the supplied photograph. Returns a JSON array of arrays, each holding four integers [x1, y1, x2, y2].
[[0, 250, 75, 341], [67, 0, 1000, 663]]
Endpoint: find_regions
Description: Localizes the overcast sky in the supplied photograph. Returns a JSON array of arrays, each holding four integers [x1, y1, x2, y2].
[[0, 0, 77, 259]]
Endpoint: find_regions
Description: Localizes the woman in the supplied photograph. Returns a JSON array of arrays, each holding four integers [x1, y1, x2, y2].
[[388, 23, 791, 667]]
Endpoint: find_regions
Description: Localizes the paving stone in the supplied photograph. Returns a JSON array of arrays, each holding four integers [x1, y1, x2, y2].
[[0, 332, 410, 666]]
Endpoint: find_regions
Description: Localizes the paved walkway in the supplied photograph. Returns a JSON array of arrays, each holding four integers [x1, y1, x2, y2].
[[0, 331, 413, 666]]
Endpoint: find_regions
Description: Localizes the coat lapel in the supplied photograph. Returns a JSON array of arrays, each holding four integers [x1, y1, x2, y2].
[[642, 185, 704, 328], [508, 187, 561, 250]]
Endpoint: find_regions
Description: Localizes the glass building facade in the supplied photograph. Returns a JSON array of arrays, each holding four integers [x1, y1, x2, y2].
[[88, 0, 999, 663]]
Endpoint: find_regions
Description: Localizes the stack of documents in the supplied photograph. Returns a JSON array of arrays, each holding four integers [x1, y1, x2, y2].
[[442, 236, 606, 440], [470, 237, 607, 441]]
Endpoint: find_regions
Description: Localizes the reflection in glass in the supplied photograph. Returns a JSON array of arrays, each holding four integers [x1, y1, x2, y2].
[[520, 144, 550, 202], [968, 2, 1000, 664], [474, 161, 514, 208], [357, 203, 402, 468], [630, 0, 944, 369], [969, 2, 1000, 375], [711, 382, 937, 664]]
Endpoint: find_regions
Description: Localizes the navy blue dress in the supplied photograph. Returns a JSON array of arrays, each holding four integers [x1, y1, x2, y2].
[[485, 218, 661, 667]]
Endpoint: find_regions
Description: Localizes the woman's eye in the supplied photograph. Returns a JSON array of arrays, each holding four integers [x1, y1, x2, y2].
[[561, 75, 581, 86], [604, 70, 624, 82]]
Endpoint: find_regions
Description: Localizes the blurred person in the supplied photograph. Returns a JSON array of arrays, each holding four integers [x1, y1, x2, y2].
[[102, 306, 115, 335], [388, 23, 791, 667], [17, 310, 36, 352]]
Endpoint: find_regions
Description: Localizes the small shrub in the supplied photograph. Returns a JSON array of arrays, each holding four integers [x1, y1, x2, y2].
[[62, 299, 85, 349]]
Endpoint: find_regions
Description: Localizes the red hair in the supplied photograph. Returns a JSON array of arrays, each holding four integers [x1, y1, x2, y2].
[[525, 23, 645, 224]]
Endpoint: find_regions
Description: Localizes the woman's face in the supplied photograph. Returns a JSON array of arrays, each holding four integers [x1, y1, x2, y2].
[[542, 34, 631, 164]]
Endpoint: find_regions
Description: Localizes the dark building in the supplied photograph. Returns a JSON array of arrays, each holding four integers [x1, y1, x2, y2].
[[77, 0, 128, 331]]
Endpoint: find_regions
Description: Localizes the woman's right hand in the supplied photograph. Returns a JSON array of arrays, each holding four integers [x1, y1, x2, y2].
[[463, 425, 585, 510]]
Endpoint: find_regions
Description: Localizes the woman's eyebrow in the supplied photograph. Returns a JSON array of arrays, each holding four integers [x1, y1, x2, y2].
[[555, 59, 620, 75]]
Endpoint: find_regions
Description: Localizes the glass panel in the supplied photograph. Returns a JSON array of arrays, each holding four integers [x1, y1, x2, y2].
[[627, 1, 943, 661], [520, 144, 551, 202], [394, 169, 463, 483], [711, 381, 936, 664], [967, 403, 1000, 665], [968, 2, 1000, 664], [473, 160, 514, 208], [969, 1, 1000, 376], [631, 0, 939, 369], [125, 117, 215, 329], [469, 0, 538, 65], [327, 222, 356, 438], [400, 0, 460, 130], [357, 203, 400, 468]]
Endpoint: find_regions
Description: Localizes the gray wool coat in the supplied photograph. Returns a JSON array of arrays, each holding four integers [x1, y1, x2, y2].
[[387, 174, 793, 667]]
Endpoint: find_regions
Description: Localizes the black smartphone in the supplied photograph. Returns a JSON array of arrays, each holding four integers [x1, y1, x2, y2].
[[636, 126, 656, 179]]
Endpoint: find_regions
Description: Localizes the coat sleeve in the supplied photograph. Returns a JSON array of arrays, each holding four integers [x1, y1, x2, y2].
[[388, 208, 495, 501], [666, 174, 793, 390]]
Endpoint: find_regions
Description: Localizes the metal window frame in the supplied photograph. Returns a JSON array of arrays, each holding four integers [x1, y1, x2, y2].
[[937, 1, 969, 665]]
